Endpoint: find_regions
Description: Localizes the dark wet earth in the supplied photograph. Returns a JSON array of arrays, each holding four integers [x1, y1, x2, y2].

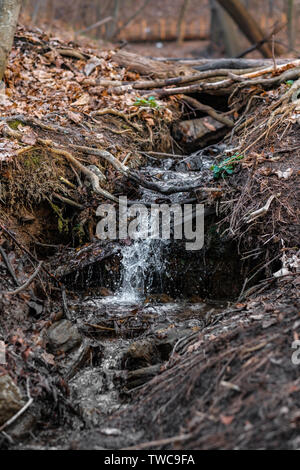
[[12, 293, 226, 449]]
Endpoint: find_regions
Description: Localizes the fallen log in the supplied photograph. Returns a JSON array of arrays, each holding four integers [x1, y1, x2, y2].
[[173, 116, 227, 149], [112, 50, 193, 78], [181, 95, 234, 128], [150, 57, 293, 70], [125, 364, 162, 389]]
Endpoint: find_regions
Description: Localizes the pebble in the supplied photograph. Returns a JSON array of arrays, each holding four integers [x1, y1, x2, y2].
[[0, 374, 24, 426], [47, 319, 82, 353]]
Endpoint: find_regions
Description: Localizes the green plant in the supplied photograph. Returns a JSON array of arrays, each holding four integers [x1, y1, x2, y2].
[[8, 119, 23, 130], [48, 199, 69, 234], [286, 80, 294, 86], [133, 96, 159, 108], [211, 153, 244, 179], [23, 152, 42, 169]]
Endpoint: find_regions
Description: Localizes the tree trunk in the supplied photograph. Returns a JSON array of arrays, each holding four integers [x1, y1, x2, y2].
[[0, 0, 22, 81], [215, 0, 282, 58], [287, 0, 295, 52], [176, 0, 190, 45], [210, 0, 243, 57], [106, 0, 120, 39]]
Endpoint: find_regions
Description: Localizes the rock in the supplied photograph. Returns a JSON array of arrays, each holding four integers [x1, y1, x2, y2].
[[122, 339, 160, 370], [145, 293, 174, 304], [0, 374, 24, 426], [122, 326, 198, 372], [47, 319, 82, 354], [8, 410, 37, 439], [99, 287, 113, 297]]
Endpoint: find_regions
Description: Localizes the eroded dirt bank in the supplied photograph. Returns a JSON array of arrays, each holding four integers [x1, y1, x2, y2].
[[0, 27, 299, 450]]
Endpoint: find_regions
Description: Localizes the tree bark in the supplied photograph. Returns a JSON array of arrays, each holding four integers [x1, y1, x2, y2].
[[210, 0, 242, 57], [287, 0, 295, 52], [176, 0, 190, 45], [215, 0, 282, 58], [0, 0, 22, 81]]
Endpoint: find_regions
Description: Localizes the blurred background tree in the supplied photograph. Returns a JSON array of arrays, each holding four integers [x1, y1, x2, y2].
[[0, 0, 22, 80], [18, 0, 300, 58]]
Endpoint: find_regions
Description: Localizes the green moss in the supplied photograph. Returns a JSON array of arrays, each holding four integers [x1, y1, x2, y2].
[[48, 200, 69, 234], [8, 120, 24, 130], [23, 152, 42, 168], [73, 223, 86, 243]]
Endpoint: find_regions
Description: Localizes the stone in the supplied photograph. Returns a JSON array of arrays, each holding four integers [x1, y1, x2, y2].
[[0, 374, 24, 426], [99, 287, 113, 297], [8, 410, 37, 438], [47, 319, 82, 353]]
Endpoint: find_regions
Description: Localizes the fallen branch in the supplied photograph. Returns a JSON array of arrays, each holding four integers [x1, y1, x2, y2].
[[4, 262, 43, 295], [149, 60, 300, 97], [151, 57, 293, 69], [244, 195, 276, 223], [181, 95, 234, 127], [72, 144, 222, 195], [0, 245, 19, 286], [92, 108, 143, 132], [76, 16, 113, 35], [230, 67, 300, 90], [55, 48, 87, 61]]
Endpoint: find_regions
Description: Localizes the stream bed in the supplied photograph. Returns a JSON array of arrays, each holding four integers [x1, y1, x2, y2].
[[12, 145, 243, 448]]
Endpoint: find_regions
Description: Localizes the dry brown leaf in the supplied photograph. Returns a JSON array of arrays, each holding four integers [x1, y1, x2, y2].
[[67, 110, 82, 124], [72, 94, 90, 106]]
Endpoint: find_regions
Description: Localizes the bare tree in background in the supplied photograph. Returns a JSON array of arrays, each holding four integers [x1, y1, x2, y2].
[[106, 0, 120, 39], [176, 0, 190, 44], [0, 0, 22, 81], [287, 0, 295, 51], [112, 0, 153, 40], [209, 0, 242, 57], [215, 0, 282, 58]]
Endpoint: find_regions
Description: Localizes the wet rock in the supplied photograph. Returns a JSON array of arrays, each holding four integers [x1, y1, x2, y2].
[[145, 293, 174, 304], [8, 410, 37, 439], [99, 287, 113, 297], [69, 368, 121, 424], [123, 339, 160, 370], [47, 319, 82, 354], [122, 325, 200, 373], [0, 374, 24, 426]]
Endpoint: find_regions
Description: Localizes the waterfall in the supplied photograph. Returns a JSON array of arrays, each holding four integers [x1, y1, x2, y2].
[[116, 238, 168, 303]]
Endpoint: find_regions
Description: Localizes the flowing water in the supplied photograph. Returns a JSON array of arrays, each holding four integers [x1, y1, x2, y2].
[[116, 238, 169, 302], [17, 147, 231, 448]]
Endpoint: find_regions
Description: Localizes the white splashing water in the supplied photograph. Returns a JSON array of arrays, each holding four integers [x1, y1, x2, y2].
[[115, 238, 168, 303]]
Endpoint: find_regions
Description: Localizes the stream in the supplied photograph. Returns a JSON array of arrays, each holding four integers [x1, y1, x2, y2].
[[18, 145, 237, 448]]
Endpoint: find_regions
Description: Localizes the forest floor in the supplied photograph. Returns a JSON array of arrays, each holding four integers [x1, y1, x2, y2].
[[0, 26, 299, 450]]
